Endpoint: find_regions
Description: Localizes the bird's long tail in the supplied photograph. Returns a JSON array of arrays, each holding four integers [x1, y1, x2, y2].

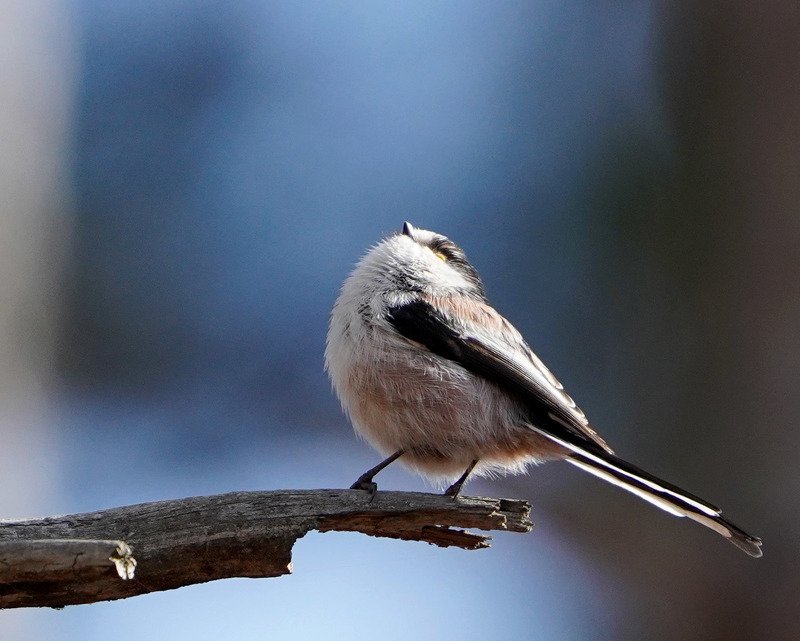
[[534, 428, 763, 557]]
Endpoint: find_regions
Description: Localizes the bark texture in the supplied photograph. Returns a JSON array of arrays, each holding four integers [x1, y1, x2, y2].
[[0, 489, 532, 609]]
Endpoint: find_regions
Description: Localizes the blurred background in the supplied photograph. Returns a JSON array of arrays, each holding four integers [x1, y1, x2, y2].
[[2, 1, 798, 639]]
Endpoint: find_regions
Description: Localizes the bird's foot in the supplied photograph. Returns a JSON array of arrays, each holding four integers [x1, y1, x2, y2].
[[443, 459, 477, 499], [350, 477, 378, 499], [443, 482, 463, 499]]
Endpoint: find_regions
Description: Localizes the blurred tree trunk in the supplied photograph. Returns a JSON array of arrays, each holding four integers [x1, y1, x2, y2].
[[0, 1, 75, 638], [613, 3, 800, 640]]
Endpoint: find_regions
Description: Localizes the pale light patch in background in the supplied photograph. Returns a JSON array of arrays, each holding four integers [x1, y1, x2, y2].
[[0, 1, 76, 638]]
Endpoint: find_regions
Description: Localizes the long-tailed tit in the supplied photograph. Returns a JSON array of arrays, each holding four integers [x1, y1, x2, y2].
[[325, 222, 762, 557]]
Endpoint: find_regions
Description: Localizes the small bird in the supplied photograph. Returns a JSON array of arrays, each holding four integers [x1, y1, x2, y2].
[[325, 222, 762, 557]]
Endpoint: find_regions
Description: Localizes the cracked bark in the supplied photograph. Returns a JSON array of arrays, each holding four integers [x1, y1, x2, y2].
[[0, 489, 532, 609]]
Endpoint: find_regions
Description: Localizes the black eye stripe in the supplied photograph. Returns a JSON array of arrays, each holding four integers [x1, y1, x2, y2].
[[429, 238, 462, 259], [423, 236, 486, 299]]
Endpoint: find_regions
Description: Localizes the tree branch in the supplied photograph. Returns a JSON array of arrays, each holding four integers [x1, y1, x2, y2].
[[0, 489, 532, 609]]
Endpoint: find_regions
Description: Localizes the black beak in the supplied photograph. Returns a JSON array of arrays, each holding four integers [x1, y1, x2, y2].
[[401, 221, 415, 237]]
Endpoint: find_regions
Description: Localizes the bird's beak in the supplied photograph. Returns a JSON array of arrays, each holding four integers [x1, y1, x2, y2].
[[401, 221, 415, 237]]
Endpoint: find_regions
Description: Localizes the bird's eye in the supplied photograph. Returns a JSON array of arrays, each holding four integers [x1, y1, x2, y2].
[[430, 239, 451, 262]]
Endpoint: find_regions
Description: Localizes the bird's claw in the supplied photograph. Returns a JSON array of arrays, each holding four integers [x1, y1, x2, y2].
[[350, 478, 378, 500], [443, 483, 461, 499]]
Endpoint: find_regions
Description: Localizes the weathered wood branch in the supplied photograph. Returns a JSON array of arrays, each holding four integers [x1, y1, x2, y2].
[[0, 489, 532, 609]]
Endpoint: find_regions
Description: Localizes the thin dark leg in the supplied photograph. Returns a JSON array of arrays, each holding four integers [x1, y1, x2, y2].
[[444, 459, 479, 498], [350, 449, 405, 495]]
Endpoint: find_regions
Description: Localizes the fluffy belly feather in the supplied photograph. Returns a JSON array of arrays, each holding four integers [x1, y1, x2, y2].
[[339, 344, 564, 481]]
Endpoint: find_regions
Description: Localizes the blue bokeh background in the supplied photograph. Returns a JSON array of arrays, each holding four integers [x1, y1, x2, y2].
[[2, 2, 798, 639]]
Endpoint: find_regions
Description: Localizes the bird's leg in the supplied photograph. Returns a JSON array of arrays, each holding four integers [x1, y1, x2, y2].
[[444, 459, 479, 498], [350, 449, 405, 496]]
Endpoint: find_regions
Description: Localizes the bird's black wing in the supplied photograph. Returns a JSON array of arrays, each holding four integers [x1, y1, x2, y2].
[[386, 297, 611, 453]]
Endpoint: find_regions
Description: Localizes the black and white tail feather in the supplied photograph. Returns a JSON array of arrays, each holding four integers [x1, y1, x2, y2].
[[541, 429, 763, 557]]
